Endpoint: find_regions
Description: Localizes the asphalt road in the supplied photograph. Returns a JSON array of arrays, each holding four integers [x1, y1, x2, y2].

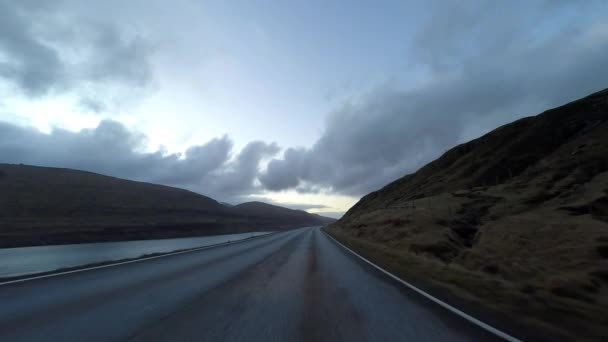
[[0, 227, 502, 341]]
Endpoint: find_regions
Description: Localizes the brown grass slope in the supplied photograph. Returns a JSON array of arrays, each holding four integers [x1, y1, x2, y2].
[[0, 164, 331, 247], [327, 88, 608, 341]]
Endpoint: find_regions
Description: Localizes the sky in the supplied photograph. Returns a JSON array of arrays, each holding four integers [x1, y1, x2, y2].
[[1, 0, 607, 218]]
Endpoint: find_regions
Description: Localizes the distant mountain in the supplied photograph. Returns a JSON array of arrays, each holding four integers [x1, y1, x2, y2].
[[327, 88, 608, 340], [310, 213, 339, 225], [233, 201, 335, 229], [0, 164, 332, 247]]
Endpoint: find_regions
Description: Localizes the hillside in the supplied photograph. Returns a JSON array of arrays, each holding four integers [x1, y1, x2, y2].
[[0, 164, 332, 247], [327, 88, 608, 340], [233, 201, 335, 228]]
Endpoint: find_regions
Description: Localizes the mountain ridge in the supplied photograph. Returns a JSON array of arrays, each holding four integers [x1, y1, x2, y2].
[[0, 163, 334, 247], [327, 87, 608, 340]]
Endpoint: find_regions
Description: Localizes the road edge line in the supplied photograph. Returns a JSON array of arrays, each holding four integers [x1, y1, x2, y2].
[[321, 228, 521, 342], [0, 231, 280, 286]]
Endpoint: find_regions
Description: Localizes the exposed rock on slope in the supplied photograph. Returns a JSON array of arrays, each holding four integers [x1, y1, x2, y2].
[[327, 88, 608, 340]]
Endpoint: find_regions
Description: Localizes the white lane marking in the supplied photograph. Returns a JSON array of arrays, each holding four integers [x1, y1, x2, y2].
[[0, 231, 280, 287], [321, 229, 521, 342]]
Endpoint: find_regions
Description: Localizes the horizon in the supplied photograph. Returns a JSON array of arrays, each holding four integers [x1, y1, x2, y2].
[[1, 1, 607, 218]]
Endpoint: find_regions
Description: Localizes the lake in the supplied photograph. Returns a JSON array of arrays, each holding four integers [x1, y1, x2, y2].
[[0, 231, 271, 278]]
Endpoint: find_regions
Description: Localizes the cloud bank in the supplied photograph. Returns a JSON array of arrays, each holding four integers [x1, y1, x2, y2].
[[0, 0, 607, 205], [259, 1, 608, 196], [0, 120, 278, 202], [0, 0, 153, 110]]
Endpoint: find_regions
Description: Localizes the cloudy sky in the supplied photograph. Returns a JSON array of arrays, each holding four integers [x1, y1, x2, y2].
[[1, 0, 607, 218]]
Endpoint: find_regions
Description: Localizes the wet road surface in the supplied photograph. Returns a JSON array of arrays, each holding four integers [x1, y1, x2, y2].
[[0, 227, 502, 341]]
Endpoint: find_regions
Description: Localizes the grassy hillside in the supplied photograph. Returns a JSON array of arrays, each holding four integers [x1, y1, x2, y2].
[[0, 164, 332, 247], [327, 88, 608, 340]]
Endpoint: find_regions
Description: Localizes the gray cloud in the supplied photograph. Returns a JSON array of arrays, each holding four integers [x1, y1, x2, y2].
[[0, 1, 63, 96], [260, 1, 608, 196], [0, 0, 152, 103], [0, 120, 278, 202], [1, 0, 607, 205], [212, 141, 281, 196]]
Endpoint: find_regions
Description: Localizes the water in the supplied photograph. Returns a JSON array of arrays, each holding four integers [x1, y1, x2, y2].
[[0, 232, 271, 278]]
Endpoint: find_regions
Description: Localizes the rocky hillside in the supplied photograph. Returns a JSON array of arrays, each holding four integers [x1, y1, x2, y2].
[[0, 164, 332, 247], [327, 88, 608, 340]]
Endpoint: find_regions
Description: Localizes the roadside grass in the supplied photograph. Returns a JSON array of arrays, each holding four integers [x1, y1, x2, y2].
[[324, 226, 608, 341]]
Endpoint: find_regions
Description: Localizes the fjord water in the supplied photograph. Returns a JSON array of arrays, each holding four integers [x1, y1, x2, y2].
[[0, 232, 271, 278]]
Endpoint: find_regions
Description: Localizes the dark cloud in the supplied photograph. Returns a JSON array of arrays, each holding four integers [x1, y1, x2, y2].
[[0, 120, 278, 202], [212, 141, 281, 196], [1, 0, 606, 205], [0, 1, 64, 96], [0, 0, 152, 102], [260, 1, 608, 196]]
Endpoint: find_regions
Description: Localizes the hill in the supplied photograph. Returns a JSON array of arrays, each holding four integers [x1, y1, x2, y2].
[[326, 88, 608, 340], [233, 201, 335, 228], [0, 164, 332, 247]]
